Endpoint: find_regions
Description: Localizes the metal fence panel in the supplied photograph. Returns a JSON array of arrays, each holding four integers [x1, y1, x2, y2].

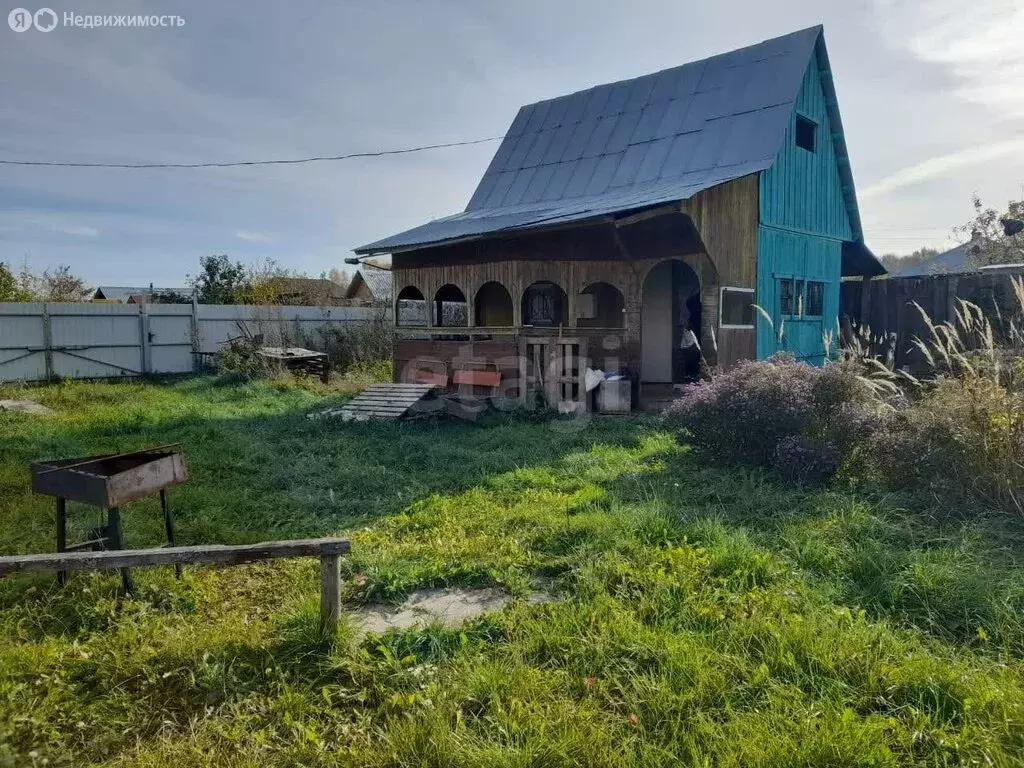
[[48, 303, 143, 379], [0, 303, 47, 381], [0, 301, 380, 383], [148, 305, 194, 374]]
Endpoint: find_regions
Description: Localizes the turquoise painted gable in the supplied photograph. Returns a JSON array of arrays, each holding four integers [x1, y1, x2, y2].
[[759, 58, 853, 240], [756, 51, 852, 362]]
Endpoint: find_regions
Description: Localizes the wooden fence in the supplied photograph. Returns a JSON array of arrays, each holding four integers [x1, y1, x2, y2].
[[840, 267, 1024, 371]]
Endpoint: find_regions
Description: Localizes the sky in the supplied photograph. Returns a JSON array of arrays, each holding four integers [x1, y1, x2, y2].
[[1, 0, 1022, 288]]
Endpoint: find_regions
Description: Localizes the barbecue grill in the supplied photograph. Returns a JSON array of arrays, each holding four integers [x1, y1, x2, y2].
[[31, 445, 188, 592]]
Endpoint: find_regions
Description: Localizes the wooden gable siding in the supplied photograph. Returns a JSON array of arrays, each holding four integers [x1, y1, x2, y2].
[[682, 174, 759, 288], [681, 175, 760, 369], [756, 56, 850, 362]]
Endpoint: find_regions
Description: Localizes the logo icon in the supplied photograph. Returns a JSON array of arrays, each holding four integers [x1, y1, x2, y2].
[[8, 7, 32, 31], [33, 7, 56, 31]]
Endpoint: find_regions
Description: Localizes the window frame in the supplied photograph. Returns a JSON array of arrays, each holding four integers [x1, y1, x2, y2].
[[718, 286, 756, 330], [806, 280, 825, 317], [795, 114, 817, 153], [778, 277, 794, 316]]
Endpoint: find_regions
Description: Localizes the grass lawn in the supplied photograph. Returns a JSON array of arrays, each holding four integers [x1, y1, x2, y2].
[[0, 376, 1022, 766]]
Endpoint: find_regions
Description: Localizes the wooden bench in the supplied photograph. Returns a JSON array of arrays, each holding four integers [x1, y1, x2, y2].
[[0, 538, 351, 633]]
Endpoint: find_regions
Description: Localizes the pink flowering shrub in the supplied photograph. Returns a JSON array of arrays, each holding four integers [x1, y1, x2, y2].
[[664, 354, 877, 477]]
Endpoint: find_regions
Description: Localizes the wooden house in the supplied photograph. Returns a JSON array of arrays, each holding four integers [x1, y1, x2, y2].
[[354, 26, 884, 409], [344, 266, 393, 303]]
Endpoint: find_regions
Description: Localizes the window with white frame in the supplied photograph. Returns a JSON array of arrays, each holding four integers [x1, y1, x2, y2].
[[719, 287, 755, 329]]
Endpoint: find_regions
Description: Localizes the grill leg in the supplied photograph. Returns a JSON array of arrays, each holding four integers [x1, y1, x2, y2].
[[56, 498, 67, 587], [160, 490, 182, 578], [106, 507, 134, 594]]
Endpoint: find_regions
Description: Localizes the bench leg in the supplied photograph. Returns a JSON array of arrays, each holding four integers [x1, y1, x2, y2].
[[56, 498, 67, 587], [319, 553, 341, 635], [160, 490, 182, 579], [106, 507, 134, 595]]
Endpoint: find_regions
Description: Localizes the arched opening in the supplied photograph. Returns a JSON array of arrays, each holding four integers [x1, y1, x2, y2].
[[474, 281, 514, 326], [433, 284, 468, 327], [577, 282, 625, 328], [641, 261, 702, 384], [521, 281, 568, 327], [396, 286, 426, 326]]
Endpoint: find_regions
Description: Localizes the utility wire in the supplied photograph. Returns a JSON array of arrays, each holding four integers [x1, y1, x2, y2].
[[0, 135, 505, 169]]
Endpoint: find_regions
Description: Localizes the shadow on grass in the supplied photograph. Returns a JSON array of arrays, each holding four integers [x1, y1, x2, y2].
[[0, 392, 653, 636]]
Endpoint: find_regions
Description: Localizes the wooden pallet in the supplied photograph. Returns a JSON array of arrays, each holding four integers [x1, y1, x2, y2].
[[322, 383, 440, 422]]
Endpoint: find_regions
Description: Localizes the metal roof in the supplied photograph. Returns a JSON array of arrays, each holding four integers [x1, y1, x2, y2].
[[356, 266, 393, 299], [890, 243, 970, 277], [357, 25, 870, 256]]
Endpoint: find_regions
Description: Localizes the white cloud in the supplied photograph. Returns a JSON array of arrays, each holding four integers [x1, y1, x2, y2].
[[59, 225, 100, 237], [25, 217, 101, 237], [860, 137, 1024, 199], [873, 0, 1024, 118], [234, 229, 275, 243]]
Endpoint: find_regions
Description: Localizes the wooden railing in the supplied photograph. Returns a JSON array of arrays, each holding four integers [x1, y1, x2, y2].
[[394, 326, 626, 338], [0, 538, 351, 633]]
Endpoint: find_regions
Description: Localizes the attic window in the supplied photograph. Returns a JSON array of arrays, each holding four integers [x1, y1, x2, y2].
[[795, 115, 817, 152]]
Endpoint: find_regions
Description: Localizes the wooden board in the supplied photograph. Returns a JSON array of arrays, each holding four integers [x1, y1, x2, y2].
[[321, 383, 439, 422], [0, 537, 350, 575]]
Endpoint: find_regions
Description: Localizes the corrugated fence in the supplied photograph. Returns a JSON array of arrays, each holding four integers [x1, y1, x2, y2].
[[0, 302, 377, 382]]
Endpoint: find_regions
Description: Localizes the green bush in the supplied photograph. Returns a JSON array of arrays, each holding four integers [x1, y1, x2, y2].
[[215, 335, 273, 381], [318, 308, 394, 373]]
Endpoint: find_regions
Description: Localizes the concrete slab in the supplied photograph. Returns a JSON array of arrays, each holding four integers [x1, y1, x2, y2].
[[351, 585, 550, 637], [0, 400, 52, 415]]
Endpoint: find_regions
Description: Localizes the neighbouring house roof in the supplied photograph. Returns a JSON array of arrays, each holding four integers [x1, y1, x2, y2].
[[272, 277, 347, 304], [93, 286, 187, 302], [890, 243, 972, 277], [357, 24, 875, 271], [345, 266, 393, 300]]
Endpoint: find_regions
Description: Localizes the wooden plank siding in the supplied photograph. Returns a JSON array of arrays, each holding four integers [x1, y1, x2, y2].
[[391, 175, 761, 379], [681, 174, 759, 369], [756, 57, 852, 363]]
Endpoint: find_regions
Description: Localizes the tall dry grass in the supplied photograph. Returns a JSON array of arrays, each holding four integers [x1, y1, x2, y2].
[[859, 277, 1024, 516]]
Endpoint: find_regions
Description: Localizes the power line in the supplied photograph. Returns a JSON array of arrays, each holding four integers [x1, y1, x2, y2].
[[0, 135, 505, 169]]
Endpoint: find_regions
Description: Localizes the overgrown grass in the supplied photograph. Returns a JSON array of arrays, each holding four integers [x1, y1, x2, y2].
[[0, 378, 1022, 766]]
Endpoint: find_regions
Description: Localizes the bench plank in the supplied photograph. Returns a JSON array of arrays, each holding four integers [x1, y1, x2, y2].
[[0, 538, 350, 575]]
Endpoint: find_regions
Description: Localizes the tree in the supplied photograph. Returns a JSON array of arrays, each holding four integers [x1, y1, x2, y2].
[[878, 247, 940, 274], [328, 267, 350, 292], [0, 263, 19, 301], [958, 193, 1024, 268], [150, 289, 192, 304], [40, 265, 90, 302], [240, 258, 297, 305], [189, 255, 250, 304], [0, 263, 43, 301]]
